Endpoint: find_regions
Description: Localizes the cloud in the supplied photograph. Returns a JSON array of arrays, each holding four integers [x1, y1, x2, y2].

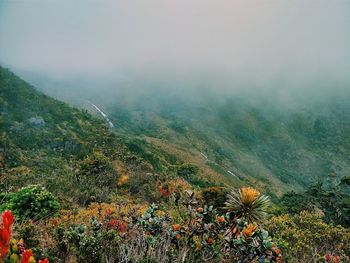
[[0, 0, 350, 86]]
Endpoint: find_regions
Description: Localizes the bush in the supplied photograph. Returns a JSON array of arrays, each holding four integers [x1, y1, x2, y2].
[[74, 151, 118, 205], [280, 183, 350, 227], [201, 187, 229, 210], [2, 185, 60, 220], [177, 163, 199, 181], [266, 211, 350, 262], [40, 189, 281, 263]]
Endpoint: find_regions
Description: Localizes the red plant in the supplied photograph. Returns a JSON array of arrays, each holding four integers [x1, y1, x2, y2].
[[106, 208, 111, 216], [38, 258, 50, 263], [242, 224, 257, 237], [332, 256, 341, 263], [108, 219, 119, 229], [159, 187, 171, 197], [196, 207, 204, 213], [117, 221, 128, 233], [324, 253, 341, 263], [159, 184, 174, 197], [207, 237, 214, 245], [0, 227, 10, 258], [21, 249, 35, 263], [0, 210, 14, 259], [217, 216, 225, 224], [2, 210, 14, 232], [272, 246, 283, 263], [108, 219, 128, 233], [325, 254, 331, 262]]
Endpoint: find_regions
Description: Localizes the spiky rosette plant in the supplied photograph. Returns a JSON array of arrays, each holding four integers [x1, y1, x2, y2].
[[225, 187, 270, 223]]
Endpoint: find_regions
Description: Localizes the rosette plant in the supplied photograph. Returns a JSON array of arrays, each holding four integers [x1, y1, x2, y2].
[[225, 187, 270, 223]]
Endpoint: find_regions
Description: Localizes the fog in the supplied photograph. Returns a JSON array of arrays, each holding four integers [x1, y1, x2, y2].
[[1, 0, 350, 99]]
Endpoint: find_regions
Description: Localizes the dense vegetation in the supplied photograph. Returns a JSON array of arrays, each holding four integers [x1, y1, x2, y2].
[[1, 67, 350, 262], [0, 67, 159, 205], [99, 85, 350, 197], [279, 182, 350, 227]]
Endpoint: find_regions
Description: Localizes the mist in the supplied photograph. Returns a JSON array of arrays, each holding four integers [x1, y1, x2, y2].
[[1, 0, 350, 102]]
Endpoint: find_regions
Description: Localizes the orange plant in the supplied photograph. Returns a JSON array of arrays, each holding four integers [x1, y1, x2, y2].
[[172, 224, 181, 231], [240, 187, 260, 205], [242, 224, 257, 237]]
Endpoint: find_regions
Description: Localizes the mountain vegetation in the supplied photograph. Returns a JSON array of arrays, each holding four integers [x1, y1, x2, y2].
[[103, 85, 350, 198], [0, 67, 350, 262]]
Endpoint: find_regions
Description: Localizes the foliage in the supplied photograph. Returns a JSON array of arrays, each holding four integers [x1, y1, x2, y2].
[[266, 211, 350, 262], [0, 185, 60, 221], [2, 67, 350, 262], [64, 220, 103, 263], [4, 189, 281, 263], [176, 163, 213, 188], [225, 187, 270, 223], [280, 183, 350, 227], [0, 67, 156, 205], [138, 203, 168, 236], [127, 172, 164, 203], [177, 163, 199, 181], [0, 210, 49, 263], [74, 151, 118, 205], [103, 81, 350, 194], [201, 187, 229, 210]]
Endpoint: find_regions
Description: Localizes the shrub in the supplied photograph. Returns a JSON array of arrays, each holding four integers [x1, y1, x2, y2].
[[2, 185, 60, 220], [266, 211, 350, 262], [201, 187, 229, 210], [65, 220, 103, 263], [176, 163, 212, 187], [177, 163, 199, 181], [32, 188, 281, 263], [74, 151, 118, 205], [280, 183, 350, 227]]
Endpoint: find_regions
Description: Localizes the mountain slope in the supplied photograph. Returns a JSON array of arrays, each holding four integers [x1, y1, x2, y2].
[[0, 67, 155, 205], [1, 67, 242, 208], [3, 67, 350, 199], [103, 86, 350, 196]]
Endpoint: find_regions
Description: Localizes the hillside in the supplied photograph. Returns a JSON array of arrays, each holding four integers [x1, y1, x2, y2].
[[0, 67, 162, 206], [102, 86, 350, 197], [2, 0, 350, 260], [2, 66, 349, 208], [10, 69, 350, 199], [1, 67, 239, 206], [1, 67, 350, 262]]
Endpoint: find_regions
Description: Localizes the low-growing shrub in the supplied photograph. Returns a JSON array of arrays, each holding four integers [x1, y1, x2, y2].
[[201, 187, 229, 210], [266, 211, 350, 262], [74, 151, 118, 205], [1, 185, 60, 220]]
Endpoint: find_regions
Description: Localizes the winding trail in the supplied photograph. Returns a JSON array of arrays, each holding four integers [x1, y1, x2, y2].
[[86, 101, 237, 179], [87, 101, 114, 128]]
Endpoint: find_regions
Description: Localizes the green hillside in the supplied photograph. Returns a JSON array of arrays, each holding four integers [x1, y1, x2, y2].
[[0, 67, 233, 206], [105, 86, 350, 197], [0, 67, 157, 206], [1, 67, 349, 262], [4, 66, 350, 200]]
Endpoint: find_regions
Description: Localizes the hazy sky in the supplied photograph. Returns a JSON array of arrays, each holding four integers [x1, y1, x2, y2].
[[1, 0, 350, 85]]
